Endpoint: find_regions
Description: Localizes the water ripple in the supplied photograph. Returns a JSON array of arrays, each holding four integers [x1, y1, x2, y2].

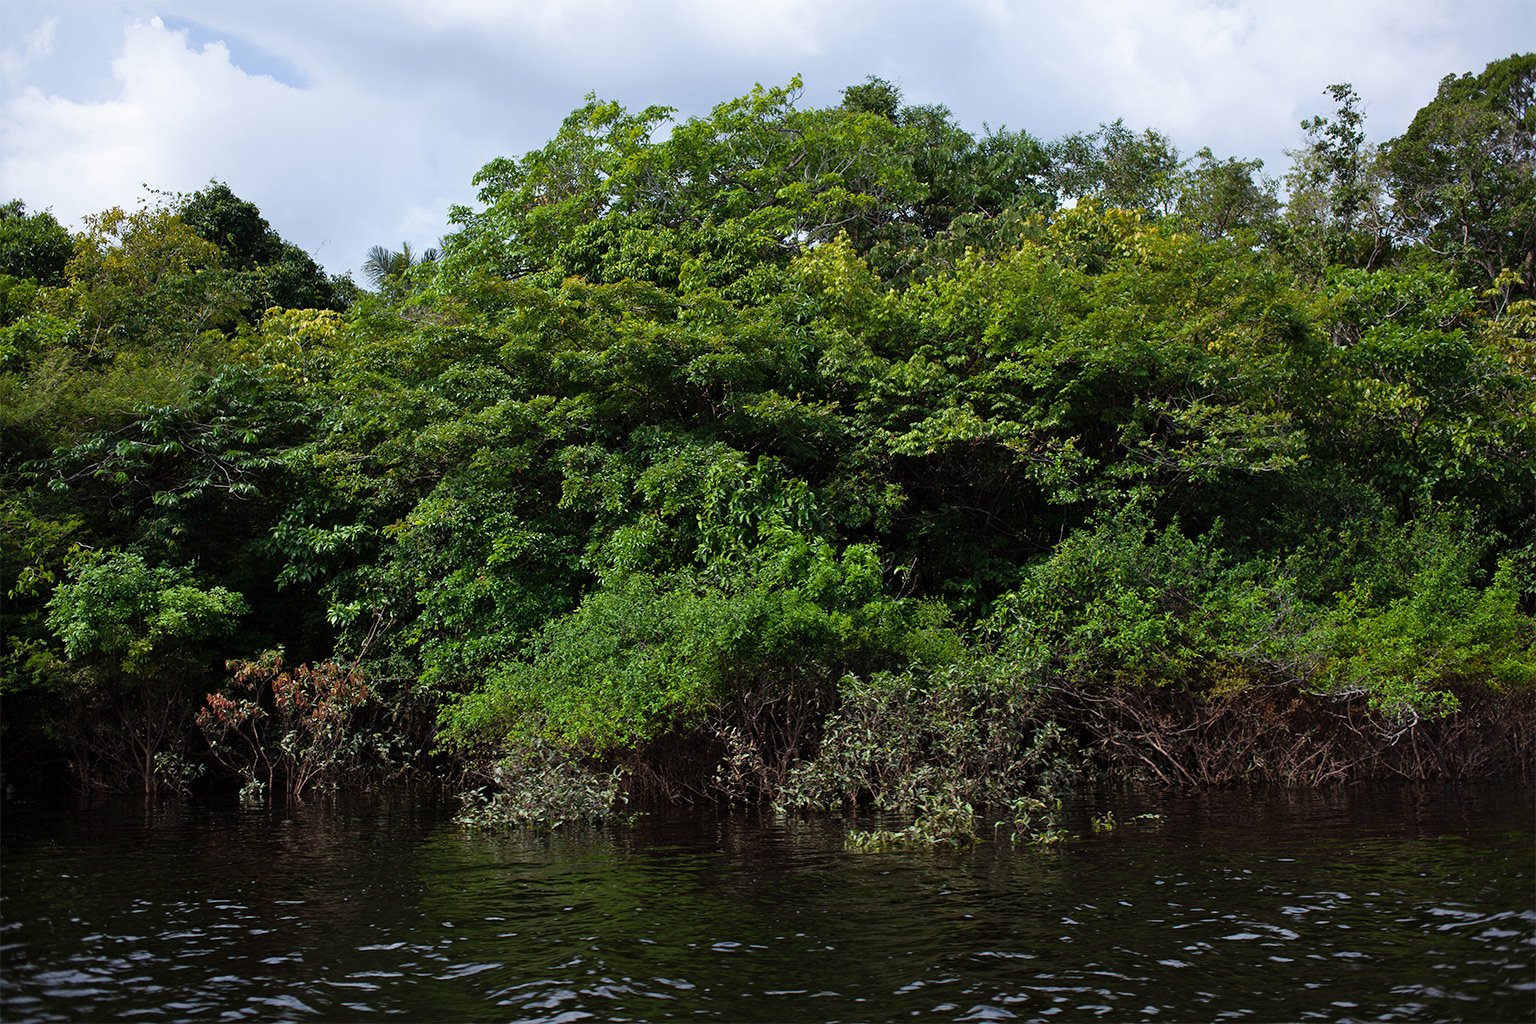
[[1, 786, 1531, 1023]]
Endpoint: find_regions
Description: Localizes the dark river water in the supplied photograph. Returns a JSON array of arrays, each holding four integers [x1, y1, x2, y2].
[[2, 783, 1532, 1022]]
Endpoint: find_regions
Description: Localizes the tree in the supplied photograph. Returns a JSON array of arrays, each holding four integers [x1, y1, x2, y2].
[[841, 76, 901, 120], [45, 550, 247, 793], [836, 76, 1053, 277], [1306, 265, 1536, 528], [1284, 84, 1391, 269], [0, 201, 75, 285], [362, 242, 437, 291], [1385, 53, 1536, 298], [66, 204, 246, 356], [1174, 149, 1280, 240], [177, 182, 350, 311], [1050, 120, 1185, 216], [6, 69, 1533, 800], [176, 182, 281, 268], [440, 79, 927, 292]]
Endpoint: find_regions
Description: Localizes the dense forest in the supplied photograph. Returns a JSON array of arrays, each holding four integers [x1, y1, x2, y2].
[[3, 57, 1533, 838]]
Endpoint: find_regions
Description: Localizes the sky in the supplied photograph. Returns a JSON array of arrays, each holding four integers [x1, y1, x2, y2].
[[1, 0, 1531, 282]]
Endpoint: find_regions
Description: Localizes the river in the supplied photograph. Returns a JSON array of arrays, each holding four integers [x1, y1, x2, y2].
[[2, 783, 1532, 1022]]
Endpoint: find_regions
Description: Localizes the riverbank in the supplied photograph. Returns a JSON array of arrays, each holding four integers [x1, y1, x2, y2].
[[441, 676, 1536, 843], [7, 672, 1531, 829]]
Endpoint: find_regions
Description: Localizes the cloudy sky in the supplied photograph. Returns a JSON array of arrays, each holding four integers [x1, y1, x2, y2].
[[2, 0, 1531, 281]]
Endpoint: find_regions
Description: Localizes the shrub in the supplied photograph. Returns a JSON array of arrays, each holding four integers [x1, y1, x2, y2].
[[1302, 511, 1536, 721], [196, 649, 371, 799], [438, 531, 942, 761], [455, 738, 624, 830], [778, 661, 1078, 834], [988, 507, 1295, 690]]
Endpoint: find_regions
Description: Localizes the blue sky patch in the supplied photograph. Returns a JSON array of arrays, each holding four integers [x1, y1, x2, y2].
[[160, 16, 307, 89]]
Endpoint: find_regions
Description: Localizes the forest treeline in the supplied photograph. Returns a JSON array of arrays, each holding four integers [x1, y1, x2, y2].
[[2, 58, 1533, 828]]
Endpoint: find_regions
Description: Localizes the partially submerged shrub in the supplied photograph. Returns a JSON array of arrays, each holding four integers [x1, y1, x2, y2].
[[197, 649, 370, 799], [846, 787, 980, 852], [780, 661, 1078, 813], [783, 661, 1078, 848], [845, 788, 1070, 853], [455, 738, 624, 830]]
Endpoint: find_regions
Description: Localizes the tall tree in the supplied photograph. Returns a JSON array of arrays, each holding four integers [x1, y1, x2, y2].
[[362, 242, 437, 291], [66, 204, 245, 356], [1385, 53, 1536, 298], [1174, 149, 1280, 240], [177, 182, 351, 311], [1285, 84, 1391, 270], [1050, 120, 1184, 216]]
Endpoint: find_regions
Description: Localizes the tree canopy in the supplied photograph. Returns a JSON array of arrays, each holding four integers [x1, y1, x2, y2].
[[2, 62, 1532, 803]]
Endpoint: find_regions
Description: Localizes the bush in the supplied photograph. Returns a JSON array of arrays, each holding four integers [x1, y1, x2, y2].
[[196, 649, 372, 799], [989, 507, 1297, 690], [43, 550, 247, 793], [778, 661, 1078, 835], [1302, 511, 1536, 720], [438, 531, 942, 760], [455, 738, 624, 830]]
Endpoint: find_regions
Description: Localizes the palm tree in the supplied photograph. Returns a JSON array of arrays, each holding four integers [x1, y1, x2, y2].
[[362, 242, 439, 290]]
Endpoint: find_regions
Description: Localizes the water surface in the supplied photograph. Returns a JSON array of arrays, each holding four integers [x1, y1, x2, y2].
[[2, 784, 1532, 1021]]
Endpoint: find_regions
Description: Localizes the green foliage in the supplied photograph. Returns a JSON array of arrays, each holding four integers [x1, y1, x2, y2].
[[1302, 510, 1536, 720], [0, 200, 75, 285], [8, 66, 1534, 799], [990, 508, 1292, 689], [176, 181, 351, 311], [1385, 54, 1536, 295], [455, 738, 625, 830], [362, 243, 438, 300], [0, 497, 80, 701], [1284, 83, 1392, 270], [845, 786, 981, 852], [782, 663, 1077, 850], [1174, 149, 1280, 241], [986, 497, 1536, 722], [236, 307, 351, 383], [1307, 265, 1536, 528], [176, 182, 280, 268], [46, 550, 247, 679], [39, 550, 248, 793], [66, 203, 247, 356], [1050, 120, 1184, 216], [442, 76, 990, 293], [36, 366, 325, 660], [438, 527, 924, 757]]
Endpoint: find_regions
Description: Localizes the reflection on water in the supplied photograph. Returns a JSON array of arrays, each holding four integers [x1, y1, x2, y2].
[[2, 784, 1532, 1022]]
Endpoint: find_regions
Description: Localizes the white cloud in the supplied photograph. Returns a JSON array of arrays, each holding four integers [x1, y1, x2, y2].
[[0, 15, 57, 89], [0, 15, 480, 277], [397, 0, 830, 61], [5, 18, 307, 221], [953, 0, 1529, 171]]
